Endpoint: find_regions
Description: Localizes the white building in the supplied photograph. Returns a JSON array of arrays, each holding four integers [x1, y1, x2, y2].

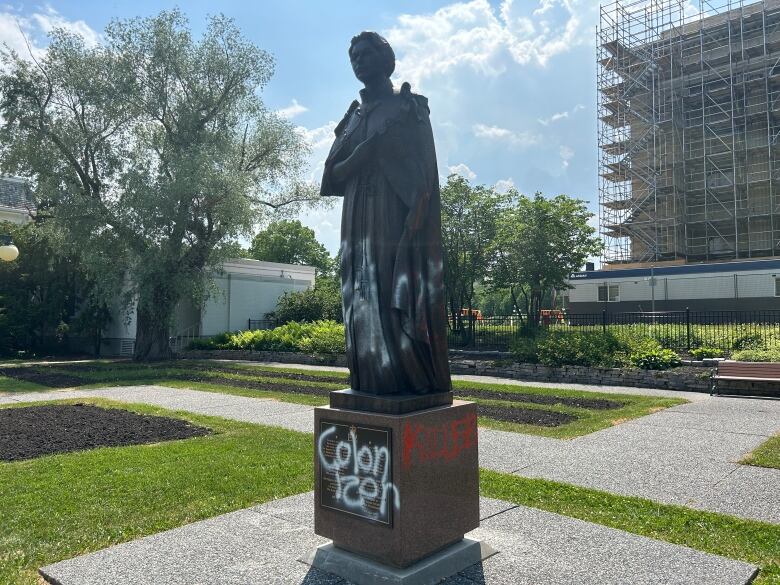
[[0, 177, 34, 225], [102, 258, 316, 356], [564, 259, 780, 314]]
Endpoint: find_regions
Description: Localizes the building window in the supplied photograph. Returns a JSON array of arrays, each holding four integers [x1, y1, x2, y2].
[[775, 277, 780, 297], [598, 284, 619, 303]]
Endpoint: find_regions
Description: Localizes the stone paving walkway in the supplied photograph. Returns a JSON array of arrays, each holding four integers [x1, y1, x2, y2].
[[3, 379, 778, 524], [39, 493, 758, 585]]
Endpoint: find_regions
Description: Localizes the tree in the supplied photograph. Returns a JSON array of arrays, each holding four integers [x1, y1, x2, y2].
[[490, 192, 602, 327], [268, 278, 342, 324], [0, 221, 118, 356], [0, 11, 320, 360], [440, 174, 505, 334], [249, 219, 333, 277]]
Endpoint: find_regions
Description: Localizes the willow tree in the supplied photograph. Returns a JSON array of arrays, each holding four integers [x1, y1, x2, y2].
[[0, 11, 318, 360]]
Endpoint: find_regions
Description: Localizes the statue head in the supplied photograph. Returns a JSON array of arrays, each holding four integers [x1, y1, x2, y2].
[[349, 31, 395, 85]]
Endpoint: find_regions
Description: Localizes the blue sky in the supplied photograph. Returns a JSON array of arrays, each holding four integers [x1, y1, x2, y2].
[[0, 1, 602, 255]]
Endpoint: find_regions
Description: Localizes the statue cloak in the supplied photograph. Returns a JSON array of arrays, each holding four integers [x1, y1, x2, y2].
[[321, 82, 451, 394]]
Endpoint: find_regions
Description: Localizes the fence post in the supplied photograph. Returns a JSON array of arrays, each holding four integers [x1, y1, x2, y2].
[[248, 318, 251, 331], [686, 307, 691, 351], [602, 309, 607, 333]]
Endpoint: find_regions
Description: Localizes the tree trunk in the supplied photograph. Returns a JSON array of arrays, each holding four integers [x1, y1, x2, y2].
[[134, 284, 176, 361]]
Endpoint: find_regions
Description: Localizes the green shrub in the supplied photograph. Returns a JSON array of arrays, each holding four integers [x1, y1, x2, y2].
[[269, 280, 342, 324], [731, 348, 780, 362], [188, 321, 345, 354], [731, 333, 765, 351], [690, 347, 724, 360], [536, 330, 627, 368], [509, 336, 539, 364], [650, 327, 702, 351], [297, 320, 346, 353], [630, 348, 681, 370]]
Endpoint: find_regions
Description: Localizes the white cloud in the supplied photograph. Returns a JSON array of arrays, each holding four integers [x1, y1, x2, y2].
[[447, 162, 476, 180], [560, 145, 574, 168], [277, 99, 308, 120], [0, 12, 43, 61], [296, 121, 336, 151], [386, 0, 589, 87], [472, 123, 539, 147], [0, 6, 99, 66], [31, 6, 99, 47], [494, 178, 515, 193], [538, 103, 584, 126], [295, 120, 337, 182]]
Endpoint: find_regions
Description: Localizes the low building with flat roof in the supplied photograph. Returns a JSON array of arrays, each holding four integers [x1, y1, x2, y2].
[[563, 259, 780, 313]]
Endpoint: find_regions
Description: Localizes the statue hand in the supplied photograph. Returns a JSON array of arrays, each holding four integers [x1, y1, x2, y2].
[[332, 134, 380, 183]]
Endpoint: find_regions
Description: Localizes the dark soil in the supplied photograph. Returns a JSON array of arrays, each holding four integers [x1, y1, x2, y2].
[[32, 363, 589, 428], [183, 364, 350, 385], [0, 403, 211, 462], [475, 404, 577, 427], [55, 362, 351, 386], [0, 367, 85, 388], [456, 388, 624, 410], [177, 373, 334, 397]]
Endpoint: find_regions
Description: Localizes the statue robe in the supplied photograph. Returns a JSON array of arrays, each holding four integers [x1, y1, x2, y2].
[[321, 82, 451, 395]]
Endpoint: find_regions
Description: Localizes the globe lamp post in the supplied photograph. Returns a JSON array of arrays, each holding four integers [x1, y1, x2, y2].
[[0, 235, 19, 262]]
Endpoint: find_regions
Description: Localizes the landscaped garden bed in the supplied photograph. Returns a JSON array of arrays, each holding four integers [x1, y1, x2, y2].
[[0, 399, 314, 585], [0, 360, 685, 439], [1, 367, 777, 584], [0, 366, 86, 389], [0, 403, 210, 462]]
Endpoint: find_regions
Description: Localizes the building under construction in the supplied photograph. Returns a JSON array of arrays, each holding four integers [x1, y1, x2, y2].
[[598, 0, 780, 266]]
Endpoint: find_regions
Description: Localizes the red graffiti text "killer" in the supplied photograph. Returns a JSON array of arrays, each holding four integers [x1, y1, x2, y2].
[[402, 412, 478, 469]]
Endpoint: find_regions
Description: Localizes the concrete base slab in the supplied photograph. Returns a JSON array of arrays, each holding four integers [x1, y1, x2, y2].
[[39, 493, 758, 585], [301, 539, 497, 585]]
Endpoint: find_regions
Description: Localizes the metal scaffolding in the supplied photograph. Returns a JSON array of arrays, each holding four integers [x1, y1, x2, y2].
[[598, 0, 780, 265]]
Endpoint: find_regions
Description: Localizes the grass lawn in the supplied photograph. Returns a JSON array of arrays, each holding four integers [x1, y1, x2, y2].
[[480, 470, 780, 585], [0, 376, 47, 393], [0, 398, 313, 585], [0, 360, 687, 439], [740, 434, 780, 470], [1, 394, 776, 585]]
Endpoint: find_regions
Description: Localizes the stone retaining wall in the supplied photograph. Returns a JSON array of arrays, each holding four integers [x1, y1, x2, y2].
[[449, 360, 712, 392], [183, 349, 713, 392]]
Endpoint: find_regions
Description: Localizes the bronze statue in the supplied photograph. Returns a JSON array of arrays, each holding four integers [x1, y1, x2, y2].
[[321, 31, 451, 395]]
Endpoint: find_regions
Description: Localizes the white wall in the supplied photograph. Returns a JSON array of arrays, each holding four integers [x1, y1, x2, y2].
[[200, 259, 316, 335], [101, 258, 317, 353], [566, 266, 780, 303]]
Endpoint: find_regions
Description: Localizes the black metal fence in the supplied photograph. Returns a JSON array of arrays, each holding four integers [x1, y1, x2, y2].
[[447, 310, 780, 352], [248, 319, 277, 331]]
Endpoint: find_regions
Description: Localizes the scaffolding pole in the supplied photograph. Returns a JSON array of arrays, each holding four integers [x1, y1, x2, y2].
[[597, 0, 780, 265]]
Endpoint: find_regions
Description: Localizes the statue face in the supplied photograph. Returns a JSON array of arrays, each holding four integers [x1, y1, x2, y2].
[[350, 39, 385, 84]]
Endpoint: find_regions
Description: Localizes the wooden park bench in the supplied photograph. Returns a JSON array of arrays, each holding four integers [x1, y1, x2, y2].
[[711, 361, 780, 398]]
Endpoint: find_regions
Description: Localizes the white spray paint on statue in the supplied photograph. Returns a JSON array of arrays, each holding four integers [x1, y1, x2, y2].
[[318, 425, 400, 519]]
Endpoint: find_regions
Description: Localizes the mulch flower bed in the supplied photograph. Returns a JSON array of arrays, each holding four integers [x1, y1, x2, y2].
[[0, 404, 211, 462], [6, 363, 592, 429], [475, 404, 578, 427], [0, 367, 85, 389], [455, 388, 624, 410]]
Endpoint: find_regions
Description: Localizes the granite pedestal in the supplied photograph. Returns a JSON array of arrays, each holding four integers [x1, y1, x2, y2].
[[312, 394, 481, 577]]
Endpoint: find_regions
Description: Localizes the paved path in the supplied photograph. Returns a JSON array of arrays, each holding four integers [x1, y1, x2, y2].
[[39, 492, 757, 585], [4, 383, 779, 524]]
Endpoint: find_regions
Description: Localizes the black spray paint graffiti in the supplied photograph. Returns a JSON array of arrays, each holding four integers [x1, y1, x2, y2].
[[318, 424, 400, 523]]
